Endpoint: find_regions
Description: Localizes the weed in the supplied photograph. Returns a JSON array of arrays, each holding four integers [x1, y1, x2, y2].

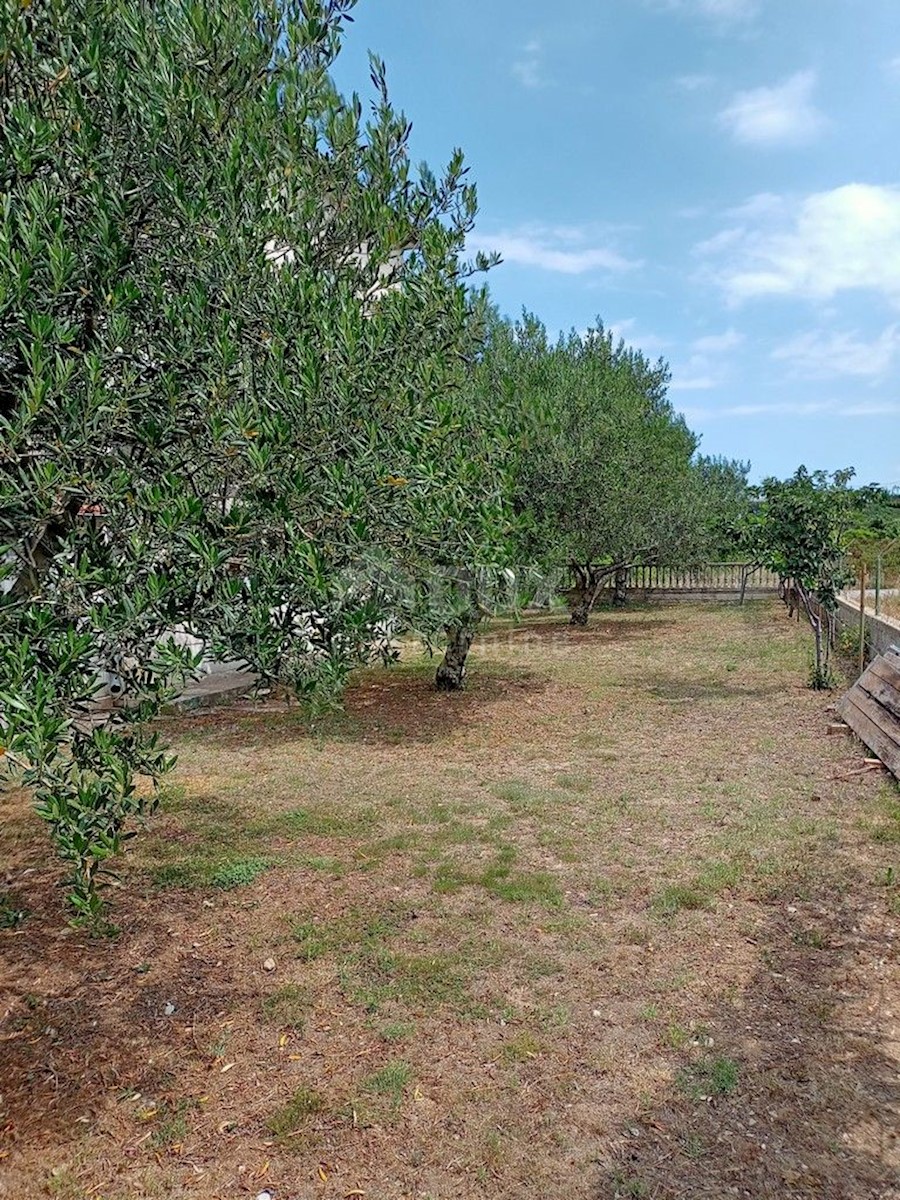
[[622, 924, 651, 946], [45, 1166, 87, 1199], [499, 1032, 542, 1064], [665, 1024, 690, 1050], [261, 984, 308, 1029], [152, 854, 272, 890], [361, 1059, 412, 1110], [555, 773, 592, 793], [876, 865, 900, 914], [341, 946, 467, 1013], [379, 1021, 414, 1042], [611, 1172, 650, 1198], [267, 1086, 326, 1138], [652, 883, 706, 917], [677, 1055, 739, 1100], [681, 1133, 706, 1159], [0, 892, 28, 928], [792, 927, 828, 949], [872, 786, 900, 844], [210, 857, 271, 889], [150, 1099, 194, 1148], [638, 1004, 658, 1022]]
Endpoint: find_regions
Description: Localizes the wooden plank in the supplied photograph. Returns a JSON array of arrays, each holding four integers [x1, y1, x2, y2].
[[843, 684, 900, 744], [860, 669, 900, 723], [837, 693, 900, 778], [867, 657, 900, 688]]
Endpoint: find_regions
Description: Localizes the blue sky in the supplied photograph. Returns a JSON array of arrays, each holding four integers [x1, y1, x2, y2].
[[331, 0, 900, 486]]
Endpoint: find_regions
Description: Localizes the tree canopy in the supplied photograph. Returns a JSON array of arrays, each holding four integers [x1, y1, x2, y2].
[[0, 0, 506, 919]]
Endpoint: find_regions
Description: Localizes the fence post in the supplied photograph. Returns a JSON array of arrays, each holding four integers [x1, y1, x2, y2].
[[875, 553, 882, 615], [858, 563, 866, 676]]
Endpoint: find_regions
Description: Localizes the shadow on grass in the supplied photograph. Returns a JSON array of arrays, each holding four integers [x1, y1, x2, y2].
[[0, 876, 256, 1180], [645, 672, 787, 702], [160, 660, 548, 750], [479, 617, 677, 647], [594, 864, 900, 1200]]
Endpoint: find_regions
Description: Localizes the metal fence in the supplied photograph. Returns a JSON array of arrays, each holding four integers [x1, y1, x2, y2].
[[603, 562, 781, 593]]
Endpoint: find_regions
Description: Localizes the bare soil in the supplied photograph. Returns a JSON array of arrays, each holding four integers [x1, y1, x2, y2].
[[1, 602, 899, 1200]]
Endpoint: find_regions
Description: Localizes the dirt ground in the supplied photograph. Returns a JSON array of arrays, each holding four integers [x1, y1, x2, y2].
[[1, 601, 899, 1200]]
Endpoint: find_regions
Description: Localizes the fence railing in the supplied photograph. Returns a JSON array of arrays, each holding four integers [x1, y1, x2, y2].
[[598, 562, 781, 593]]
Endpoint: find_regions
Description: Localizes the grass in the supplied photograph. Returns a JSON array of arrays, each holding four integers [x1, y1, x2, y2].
[[651, 858, 743, 917], [340, 946, 468, 1013], [151, 854, 272, 890], [148, 1099, 195, 1149], [676, 1055, 740, 1101], [431, 844, 564, 906], [7, 602, 897, 1200], [871, 784, 900, 844], [291, 905, 403, 962], [257, 805, 378, 839], [498, 1031, 542, 1064], [267, 1086, 326, 1138], [261, 983, 308, 1029], [361, 1059, 412, 1108]]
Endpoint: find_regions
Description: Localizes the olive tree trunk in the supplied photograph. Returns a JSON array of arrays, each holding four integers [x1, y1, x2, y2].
[[435, 620, 477, 691], [569, 564, 605, 626], [612, 566, 629, 607]]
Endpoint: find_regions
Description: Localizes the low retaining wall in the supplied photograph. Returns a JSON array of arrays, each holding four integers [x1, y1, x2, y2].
[[836, 591, 900, 662]]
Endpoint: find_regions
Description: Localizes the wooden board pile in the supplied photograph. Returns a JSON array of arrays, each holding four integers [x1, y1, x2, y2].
[[837, 645, 900, 779]]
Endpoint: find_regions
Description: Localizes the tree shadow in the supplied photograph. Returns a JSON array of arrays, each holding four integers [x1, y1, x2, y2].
[[479, 617, 678, 646], [644, 673, 788, 701], [0, 878, 250, 1180], [159, 662, 549, 750], [593, 865, 900, 1199]]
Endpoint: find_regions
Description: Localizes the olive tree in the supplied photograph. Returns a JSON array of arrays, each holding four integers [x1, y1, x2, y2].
[[0, 0, 503, 920], [501, 317, 702, 624], [748, 467, 854, 688]]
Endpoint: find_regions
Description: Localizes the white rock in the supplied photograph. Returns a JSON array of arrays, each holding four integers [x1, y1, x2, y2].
[[263, 958, 276, 972], [163, 1002, 175, 1016]]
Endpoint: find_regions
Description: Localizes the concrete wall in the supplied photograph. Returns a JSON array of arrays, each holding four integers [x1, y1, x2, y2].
[[836, 590, 900, 662]]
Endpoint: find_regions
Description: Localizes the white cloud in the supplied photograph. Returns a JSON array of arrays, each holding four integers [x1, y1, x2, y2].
[[772, 325, 900, 380], [681, 399, 900, 420], [692, 328, 744, 354], [608, 318, 671, 356], [718, 70, 826, 146], [692, 0, 758, 19], [468, 225, 640, 275], [675, 73, 715, 91], [669, 328, 744, 391], [885, 55, 900, 79], [651, 0, 759, 27], [697, 183, 900, 306], [512, 39, 545, 89], [670, 374, 719, 392]]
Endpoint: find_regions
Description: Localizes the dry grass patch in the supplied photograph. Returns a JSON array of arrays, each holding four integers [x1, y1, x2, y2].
[[1, 602, 898, 1199]]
